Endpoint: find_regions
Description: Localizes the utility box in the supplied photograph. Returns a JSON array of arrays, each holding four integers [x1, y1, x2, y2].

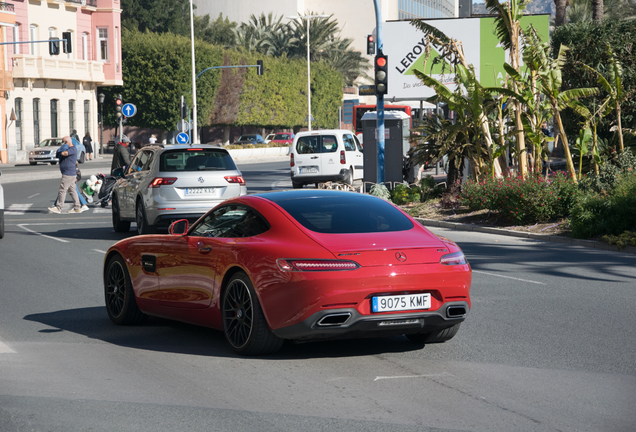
[[361, 110, 411, 186]]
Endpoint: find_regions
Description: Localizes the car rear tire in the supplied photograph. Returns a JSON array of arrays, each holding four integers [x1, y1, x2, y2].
[[79, 152, 86, 163], [50, 161, 57, 165], [104, 254, 146, 325], [292, 181, 303, 189], [0, 210, 4, 239], [29, 162, 37, 166], [136, 200, 156, 235], [222, 272, 283, 356], [406, 323, 461, 344], [112, 195, 131, 232], [343, 168, 353, 186]]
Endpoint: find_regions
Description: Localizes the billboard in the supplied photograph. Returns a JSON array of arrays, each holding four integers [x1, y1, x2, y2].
[[383, 15, 550, 99]]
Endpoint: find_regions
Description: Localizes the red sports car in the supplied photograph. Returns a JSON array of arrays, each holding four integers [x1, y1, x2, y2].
[[103, 190, 472, 355]]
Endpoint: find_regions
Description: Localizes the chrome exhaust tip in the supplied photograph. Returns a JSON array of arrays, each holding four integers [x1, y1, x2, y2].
[[317, 313, 352, 327]]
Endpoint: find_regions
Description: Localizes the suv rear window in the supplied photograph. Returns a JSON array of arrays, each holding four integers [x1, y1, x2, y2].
[[273, 194, 413, 234], [296, 135, 338, 154], [160, 149, 237, 172]]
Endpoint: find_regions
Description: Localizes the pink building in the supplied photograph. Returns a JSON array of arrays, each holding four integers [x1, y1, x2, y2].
[[2, 0, 123, 163]]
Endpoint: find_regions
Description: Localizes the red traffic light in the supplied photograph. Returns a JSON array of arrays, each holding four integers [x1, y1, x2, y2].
[[367, 35, 374, 42], [376, 57, 387, 67], [115, 98, 122, 106]]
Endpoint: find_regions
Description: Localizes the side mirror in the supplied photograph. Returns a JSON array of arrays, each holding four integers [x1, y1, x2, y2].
[[169, 219, 189, 235]]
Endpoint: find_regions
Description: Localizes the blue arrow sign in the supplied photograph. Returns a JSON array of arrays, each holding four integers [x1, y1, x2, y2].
[[176, 132, 189, 144], [122, 103, 137, 118]]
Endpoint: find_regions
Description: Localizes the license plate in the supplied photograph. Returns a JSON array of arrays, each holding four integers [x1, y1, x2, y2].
[[372, 293, 431, 313], [185, 187, 217, 195], [300, 167, 318, 174]]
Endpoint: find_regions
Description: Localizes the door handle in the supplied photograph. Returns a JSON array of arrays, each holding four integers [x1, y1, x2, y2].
[[198, 246, 212, 253], [311, 156, 319, 159]]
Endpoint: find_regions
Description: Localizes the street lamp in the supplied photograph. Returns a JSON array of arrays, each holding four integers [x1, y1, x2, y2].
[[98, 92, 105, 156], [189, 0, 197, 144], [287, 13, 329, 132]]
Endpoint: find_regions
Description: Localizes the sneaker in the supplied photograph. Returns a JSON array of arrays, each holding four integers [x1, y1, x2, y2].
[[48, 206, 61, 214], [68, 208, 82, 214], [80, 205, 89, 213]]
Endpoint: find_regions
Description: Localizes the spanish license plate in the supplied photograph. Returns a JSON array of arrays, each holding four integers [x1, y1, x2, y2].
[[185, 187, 217, 195], [300, 167, 318, 174], [371, 293, 431, 313]]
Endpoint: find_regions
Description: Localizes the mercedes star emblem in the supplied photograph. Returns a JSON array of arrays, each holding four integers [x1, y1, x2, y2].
[[395, 252, 407, 262]]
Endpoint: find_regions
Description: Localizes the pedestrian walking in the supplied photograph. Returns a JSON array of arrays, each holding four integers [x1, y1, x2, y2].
[[148, 134, 157, 144], [71, 129, 80, 143], [111, 135, 131, 175], [54, 162, 89, 212], [48, 136, 82, 214], [83, 132, 93, 161]]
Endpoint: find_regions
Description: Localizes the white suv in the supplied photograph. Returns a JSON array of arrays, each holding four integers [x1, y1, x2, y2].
[[289, 130, 363, 188]]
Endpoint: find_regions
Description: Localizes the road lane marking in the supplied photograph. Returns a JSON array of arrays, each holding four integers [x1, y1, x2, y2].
[[17, 224, 69, 243], [374, 373, 453, 381], [28, 193, 40, 199], [472, 270, 546, 285], [93, 207, 111, 213], [6, 204, 33, 215], [0, 341, 16, 354], [93, 249, 107, 254]]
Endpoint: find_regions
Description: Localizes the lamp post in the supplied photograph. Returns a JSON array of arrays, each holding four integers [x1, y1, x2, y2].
[[189, 0, 197, 144], [287, 13, 328, 132], [98, 92, 105, 156]]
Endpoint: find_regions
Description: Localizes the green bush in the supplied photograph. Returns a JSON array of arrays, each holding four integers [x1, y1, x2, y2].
[[579, 149, 636, 194], [459, 172, 579, 224], [419, 175, 444, 202], [369, 184, 391, 201], [570, 172, 636, 238], [391, 183, 421, 205]]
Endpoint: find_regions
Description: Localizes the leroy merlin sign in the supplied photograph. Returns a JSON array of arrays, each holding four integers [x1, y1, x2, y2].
[[383, 15, 550, 99]]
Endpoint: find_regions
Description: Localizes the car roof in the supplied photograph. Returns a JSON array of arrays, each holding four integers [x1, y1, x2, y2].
[[251, 189, 373, 203], [153, 144, 228, 152], [294, 130, 353, 138]]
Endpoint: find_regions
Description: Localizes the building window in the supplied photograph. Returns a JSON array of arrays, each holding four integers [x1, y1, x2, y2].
[[69, 100, 75, 134], [33, 99, 41, 144], [13, 24, 20, 55], [82, 32, 88, 60], [98, 27, 108, 61], [15, 98, 23, 150], [30, 25, 38, 56], [84, 100, 90, 135], [51, 99, 58, 138]]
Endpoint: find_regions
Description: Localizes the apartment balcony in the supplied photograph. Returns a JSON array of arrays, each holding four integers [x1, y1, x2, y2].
[[0, 2, 16, 27], [46, 0, 98, 10], [11, 55, 106, 84]]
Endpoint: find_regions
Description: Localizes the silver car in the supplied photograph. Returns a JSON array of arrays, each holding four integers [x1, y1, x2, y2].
[[111, 144, 248, 235], [29, 138, 87, 165]]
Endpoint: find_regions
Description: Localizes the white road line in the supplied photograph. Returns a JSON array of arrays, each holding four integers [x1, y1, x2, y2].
[[93, 249, 107, 254], [0, 341, 16, 354], [93, 207, 111, 213], [17, 224, 69, 243], [374, 373, 452, 381], [6, 204, 33, 215], [472, 270, 546, 285], [28, 193, 40, 199]]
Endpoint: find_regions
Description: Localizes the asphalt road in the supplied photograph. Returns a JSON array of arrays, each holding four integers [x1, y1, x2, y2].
[[0, 161, 635, 432]]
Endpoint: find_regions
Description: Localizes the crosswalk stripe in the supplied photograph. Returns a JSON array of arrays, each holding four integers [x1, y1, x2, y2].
[[6, 203, 33, 215], [0, 341, 16, 354]]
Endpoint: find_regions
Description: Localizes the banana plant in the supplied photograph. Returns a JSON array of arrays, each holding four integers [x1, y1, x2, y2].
[[574, 127, 592, 180], [569, 99, 610, 174]]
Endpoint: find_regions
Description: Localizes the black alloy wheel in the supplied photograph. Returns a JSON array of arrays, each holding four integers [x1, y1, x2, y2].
[[104, 255, 146, 325], [222, 272, 283, 356]]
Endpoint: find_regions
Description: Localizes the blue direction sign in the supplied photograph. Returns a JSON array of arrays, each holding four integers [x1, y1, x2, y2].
[[122, 103, 137, 118], [176, 132, 189, 144]]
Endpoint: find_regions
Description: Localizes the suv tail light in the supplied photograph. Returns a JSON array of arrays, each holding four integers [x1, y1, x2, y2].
[[340, 150, 346, 164], [290, 153, 295, 167], [277, 259, 360, 272], [224, 175, 245, 185], [149, 177, 177, 188]]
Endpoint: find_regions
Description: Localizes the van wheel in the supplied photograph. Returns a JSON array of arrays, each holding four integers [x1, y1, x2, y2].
[[292, 181, 303, 189], [343, 168, 353, 185]]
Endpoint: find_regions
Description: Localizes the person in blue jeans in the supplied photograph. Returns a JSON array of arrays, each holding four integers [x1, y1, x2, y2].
[[53, 163, 88, 211], [48, 136, 83, 214]]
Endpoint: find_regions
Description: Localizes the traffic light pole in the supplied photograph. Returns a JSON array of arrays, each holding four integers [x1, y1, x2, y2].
[[373, 0, 385, 185]]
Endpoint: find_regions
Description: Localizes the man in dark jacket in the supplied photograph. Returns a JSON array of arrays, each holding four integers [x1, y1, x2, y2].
[[48, 136, 81, 214], [111, 136, 131, 175]]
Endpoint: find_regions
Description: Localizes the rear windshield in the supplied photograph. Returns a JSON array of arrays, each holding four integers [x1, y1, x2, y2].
[[274, 133, 290, 140], [296, 135, 338, 154], [160, 149, 237, 172], [274, 194, 413, 234]]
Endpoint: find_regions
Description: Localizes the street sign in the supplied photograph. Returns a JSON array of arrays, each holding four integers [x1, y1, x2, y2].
[[177, 120, 190, 132], [176, 132, 189, 144], [122, 103, 137, 118], [359, 85, 376, 96]]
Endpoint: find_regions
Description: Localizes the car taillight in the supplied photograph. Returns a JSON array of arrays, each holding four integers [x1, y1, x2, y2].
[[149, 177, 177, 188], [440, 251, 467, 265], [277, 259, 360, 272], [290, 153, 295, 167], [224, 175, 245, 185], [340, 150, 346, 164]]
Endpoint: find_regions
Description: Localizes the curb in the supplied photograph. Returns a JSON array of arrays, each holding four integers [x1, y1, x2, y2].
[[415, 217, 636, 255]]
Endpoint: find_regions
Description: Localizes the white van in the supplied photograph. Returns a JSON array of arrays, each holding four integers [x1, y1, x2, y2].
[[290, 129, 364, 188]]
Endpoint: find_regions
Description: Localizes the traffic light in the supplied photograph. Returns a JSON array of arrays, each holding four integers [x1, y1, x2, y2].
[[115, 95, 123, 119], [257, 60, 263, 76], [180, 97, 188, 119], [375, 52, 388, 95], [366, 35, 375, 55], [49, 37, 60, 56], [62, 32, 72, 54]]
